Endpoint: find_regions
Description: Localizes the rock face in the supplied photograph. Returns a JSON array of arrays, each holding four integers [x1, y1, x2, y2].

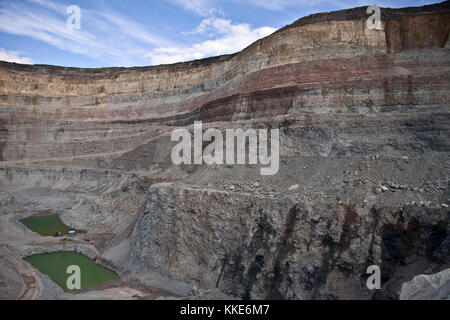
[[400, 268, 450, 300], [0, 3, 449, 300]]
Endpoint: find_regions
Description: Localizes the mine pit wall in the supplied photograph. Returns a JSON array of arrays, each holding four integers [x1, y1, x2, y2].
[[0, 167, 127, 194], [2, 48, 449, 162], [0, 3, 449, 299], [0, 167, 143, 241], [0, 8, 449, 162], [129, 186, 448, 300], [0, 7, 447, 122], [199, 51, 450, 122]]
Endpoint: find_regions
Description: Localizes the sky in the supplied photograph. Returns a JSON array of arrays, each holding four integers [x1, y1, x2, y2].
[[0, 0, 439, 68]]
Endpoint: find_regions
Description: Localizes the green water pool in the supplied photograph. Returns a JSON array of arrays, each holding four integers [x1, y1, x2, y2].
[[24, 252, 119, 291], [20, 214, 85, 236]]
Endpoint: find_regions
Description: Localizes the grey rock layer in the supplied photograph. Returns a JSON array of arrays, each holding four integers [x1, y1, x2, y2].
[[400, 268, 450, 300]]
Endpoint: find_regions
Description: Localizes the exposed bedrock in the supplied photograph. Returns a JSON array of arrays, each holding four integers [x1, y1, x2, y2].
[[0, 2, 449, 299], [128, 186, 448, 299], [399, 268, 450, 300]]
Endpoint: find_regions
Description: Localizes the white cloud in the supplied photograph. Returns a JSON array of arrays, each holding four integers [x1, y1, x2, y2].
[[245, 0, 325, 11], [28, 0, 65, 12], [147, 17, 276, 65], [0, 0, 171, 66], [170, 0, 349, 14], [98, 12, 171, 47], [0, 0, 279, 67], [0, 48, 33, 64], [170, 0, 219, 16], [170, 0, 427, 14]]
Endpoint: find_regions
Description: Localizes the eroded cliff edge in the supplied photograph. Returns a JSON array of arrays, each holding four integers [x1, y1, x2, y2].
[[0, 2, 449, 300]]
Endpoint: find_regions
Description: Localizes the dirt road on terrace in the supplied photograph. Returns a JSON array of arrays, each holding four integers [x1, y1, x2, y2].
[[0, 245, 42, 300]]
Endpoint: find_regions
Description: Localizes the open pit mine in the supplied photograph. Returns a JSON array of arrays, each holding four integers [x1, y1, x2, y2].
[[0, 2, 449, 300]]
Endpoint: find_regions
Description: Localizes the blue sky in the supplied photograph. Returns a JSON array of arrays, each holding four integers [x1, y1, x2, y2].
[[0, 0, 438, 67]]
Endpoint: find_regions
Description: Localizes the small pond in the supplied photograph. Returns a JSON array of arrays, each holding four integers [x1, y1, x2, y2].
[[24, 251, 119, 291], [20, 214, 85, 236]]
